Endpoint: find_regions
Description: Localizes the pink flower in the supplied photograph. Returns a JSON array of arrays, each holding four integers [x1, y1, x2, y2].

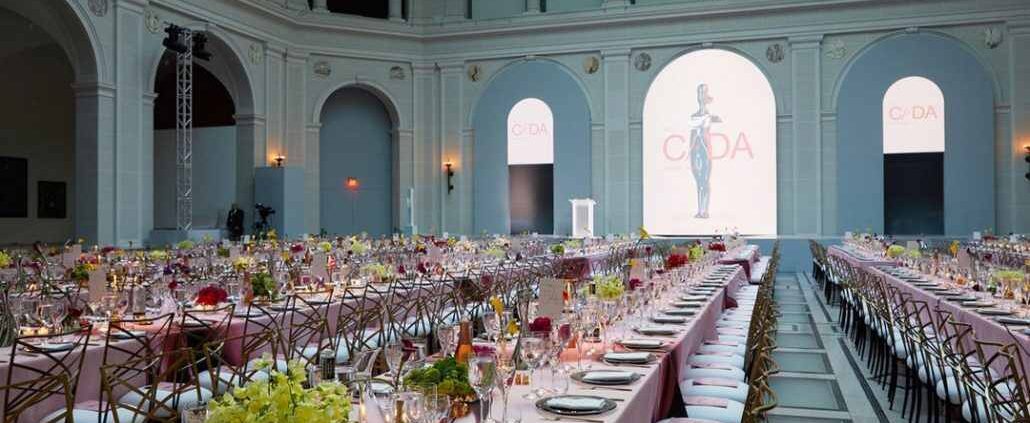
[[195, 286, 228, 306], [529, 316, 552, 334]]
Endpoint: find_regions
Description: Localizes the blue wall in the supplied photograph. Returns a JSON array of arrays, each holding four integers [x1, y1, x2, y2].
[[472, 60, 592, 235], [255, 166, 305, 238], [319, 87, 394, 236], [836, 32, 994, 236]]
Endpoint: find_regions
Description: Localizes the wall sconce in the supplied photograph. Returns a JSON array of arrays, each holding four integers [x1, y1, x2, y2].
[[444, 162, 455, 194], [1024, 146, 1030, 181], [346, 177, 360, 191], [273, 155, 285, 168]]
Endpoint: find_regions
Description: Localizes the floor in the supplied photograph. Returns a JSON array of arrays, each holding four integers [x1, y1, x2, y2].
[[764, 273, 907, 423]]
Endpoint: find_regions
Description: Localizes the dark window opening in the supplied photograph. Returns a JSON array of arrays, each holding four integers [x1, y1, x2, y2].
[[154, 53, 236, 130]]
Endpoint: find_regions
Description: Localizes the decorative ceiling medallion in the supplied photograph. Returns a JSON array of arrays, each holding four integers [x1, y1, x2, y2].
[[88, 0, 108, 17], [313, 61, 331, 78], [467, 64, 481, 82], [633, 52, 652, 71], [249, 44, 264, 65], [765, 43, 784, 63], [389, 66, 406, 80], [145, 9, 161, 34], [583, 56, 600, 74], [984, 26, 1003, 49], [824, 39, 847, 60]]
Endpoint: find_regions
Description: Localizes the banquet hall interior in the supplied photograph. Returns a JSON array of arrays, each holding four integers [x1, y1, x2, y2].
[[1, 0, 1029, 422]]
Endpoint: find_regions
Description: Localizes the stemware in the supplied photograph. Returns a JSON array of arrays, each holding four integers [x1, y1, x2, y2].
[[47, 301, 68, 342], [397, 391, 426, 423], [468, 355, 497, 423], [518, 333, 549, 400], [436, 324, 459, 356], [385, 342, 407, 385], [424, 392, 451, 423]]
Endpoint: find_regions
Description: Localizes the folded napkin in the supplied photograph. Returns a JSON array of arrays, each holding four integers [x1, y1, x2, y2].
[[684, 396, 729, 408], [692, 378, 738, 388], [620, 339, 664, 349], [582, 371, 636, 383], [545, 396, 607, 411], [637, 326, 678, 335], [604, 352, 652, 363], [664, 309, 697, 316], [652, 316, 686, 324], [672, 301, 703, 308], [681, 295, 709, 301]]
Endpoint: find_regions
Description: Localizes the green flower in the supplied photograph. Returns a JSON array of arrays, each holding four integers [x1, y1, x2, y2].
[[886, 245, 905, 258], [207, 359, 350, 423], [0, 251, 11, 268], [317, 241, 332, 253], [594, 274, 624, 301], [251, 272, 277, 298], [148, 250, 169, 261], [176, 239, 195, 250]]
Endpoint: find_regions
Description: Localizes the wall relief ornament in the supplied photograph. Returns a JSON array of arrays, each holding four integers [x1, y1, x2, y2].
[[824, 39, 847, 60], [313, 61, 331, 78], [765, 43, 784, 63], [390, 66, 406, 80], [88, 0, 108, 17], [984, 26, 1003, 49], [583, 56, 600, 74], [467, 64, 481, 82], [633, 52, 652, 71], [249, 44, 264, 65], [145, 9, 161, 34]]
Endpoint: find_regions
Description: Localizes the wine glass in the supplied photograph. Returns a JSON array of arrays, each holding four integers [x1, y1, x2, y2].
[[47, 301, 67, 342], [494, 347, 519, 423], [468, 356, 497, 423], [436, 324, 458, 356], [518, 333, 548, 400], [397, 391, 425, 423], [384, 342, 406, 385], [424, 392, 451, 423], [482, 313, 500, 341]]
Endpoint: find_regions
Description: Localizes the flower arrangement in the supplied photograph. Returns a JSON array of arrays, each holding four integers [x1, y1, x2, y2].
[[266, 229, 278, 241], [688, 245, 705, 262], [484, 247, 506, 260], [362, 262, 394, 282], [708, 242, 727, 252], [455, 240, 476, 253], [904, 248, 922, 259], [594, 274, 624, 301], [175, 240, 195, 250], [217, 247, 231, 258], [69, 262, 96, 282], [251, 272, 277, 299], [233, 256, 255, 272], [148, 250, 169, 261], [490, 236, 510, 248], [195, 285, 229, 306], [550, 243, 566, 256], [0, 251, 11, 268], [562, 239, 582, 251], [886, 245, 906, 259], [665, 253, 688, 269], [402, 356, 476, 400], [949, 240, 960, 257], [993, 269, 1025, 284], [637, 226, 651, 240], [317, 241, 332, 253], [528, 316, 552, 334], [348, 237, 369, 255], [206, 359, 350, 423]]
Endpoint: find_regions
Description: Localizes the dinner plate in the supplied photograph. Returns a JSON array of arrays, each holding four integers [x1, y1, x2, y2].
[[651, 316, 687, 324], [233, 311, 264, 318], [663, 309, 697, 316], [25, 342, 76, 352], [924, 286, 949, 292], [181, 319, 219, 328], [536, 395, 617, 416], [602, 351, 656, 364], [618, 339, 666, 350], [976, 308, 1013, 316], [635, 326, 679, 336], [681, 295, 709, 301], [996, 317, 1030, 326], [111, 330, 147, 340], [571, 370, 641, 386], [948, 296, 978, 302], [962, 301, 995, 308]]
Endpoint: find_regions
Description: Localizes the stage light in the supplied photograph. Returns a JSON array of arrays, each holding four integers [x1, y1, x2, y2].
[[192, 32, 212, 61], [162, 25, 188, 54], [274, 155, 285, 168]]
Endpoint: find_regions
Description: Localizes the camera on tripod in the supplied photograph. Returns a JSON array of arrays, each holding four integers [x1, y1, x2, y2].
[[254, 203, 275, 222]]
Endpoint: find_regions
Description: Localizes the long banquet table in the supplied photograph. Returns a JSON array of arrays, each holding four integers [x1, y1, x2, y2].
[[361, 264, 747, 423]]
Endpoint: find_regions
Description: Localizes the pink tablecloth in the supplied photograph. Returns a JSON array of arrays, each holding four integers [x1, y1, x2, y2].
[[869, 267, 1030, 379], [717, 245, 759, 280], [828, 245, 896, 268]]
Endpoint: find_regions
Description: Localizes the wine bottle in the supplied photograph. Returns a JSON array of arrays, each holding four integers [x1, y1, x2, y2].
[[455, 320, 474, 363]]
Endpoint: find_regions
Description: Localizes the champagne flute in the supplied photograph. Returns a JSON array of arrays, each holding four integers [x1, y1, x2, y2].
[[48, 301, 67, 343], [468, 356, 497, 423], [385, 342, 406, 386], [436, 324, 458, 356]]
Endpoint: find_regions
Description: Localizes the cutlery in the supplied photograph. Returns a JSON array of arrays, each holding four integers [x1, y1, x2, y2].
[[585, 386, 634, 392], [541, 416, 606, 423]]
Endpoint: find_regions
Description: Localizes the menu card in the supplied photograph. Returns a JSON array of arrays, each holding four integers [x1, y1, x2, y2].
[[536, 278, 565, 320], [428, 247, 443, 264], [88, 268, 107, 302], [957, 249, 973, 271], [62, 245, 81, 268], [311, 253, 328, 281]]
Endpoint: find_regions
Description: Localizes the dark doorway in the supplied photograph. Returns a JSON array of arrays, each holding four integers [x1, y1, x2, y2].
[[509, 164, 553, 235], [884, 153, 943, 235]]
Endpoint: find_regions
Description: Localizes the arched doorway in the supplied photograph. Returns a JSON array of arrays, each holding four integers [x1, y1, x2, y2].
[[152, 51, 237, 232], [835, 32, 995, 235], [507, 98, 555, 234], [471, 60, 591, 236], [0, 5, 88, 244], [147, 30, 257, 241], [318, 87, 397, 236], [642, 48, 777, 236]]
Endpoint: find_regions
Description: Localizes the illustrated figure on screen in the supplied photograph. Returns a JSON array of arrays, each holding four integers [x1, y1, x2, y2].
[[689, 83, 721, 218]]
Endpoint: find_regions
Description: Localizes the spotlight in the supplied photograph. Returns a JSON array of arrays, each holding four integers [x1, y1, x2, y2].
[[162, 25, 188, 54], [192, 32, 212, 61]]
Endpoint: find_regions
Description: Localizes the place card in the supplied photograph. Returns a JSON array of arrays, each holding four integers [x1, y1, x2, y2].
[[311, 253, 328, 280], [536, 277, 565, 320], [88, 268, 107, 302], [957, 249, 973, 271], [62, 244, 81, 268]]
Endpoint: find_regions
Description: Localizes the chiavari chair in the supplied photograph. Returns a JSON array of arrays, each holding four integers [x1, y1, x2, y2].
[[101, 347, 204, 422], [2, 373, 74, 423], [4, 326, 92, 423], [199, 302, 285, 394], [968, 340, 1030, 423], [283, 286, 335, 367]]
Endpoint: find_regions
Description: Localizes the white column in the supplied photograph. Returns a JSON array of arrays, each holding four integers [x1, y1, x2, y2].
[[73, 82, 117, 245], [305, 123, 321, 234], [113, 0, 148, 246], [445, 0, 467, 21], [312, 0, 328, 12], [389, 0, 404, 21], [236, 114, 267, 233], [526, 0, 541, 14], [602, 49, 631, 235], [438, 61, 464, 234], [789, 35, 823, 235], [413, 63, 440, 233], [396, 128, 415, 232]]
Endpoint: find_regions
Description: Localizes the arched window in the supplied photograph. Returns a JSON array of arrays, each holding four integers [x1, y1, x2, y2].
[[507, 98, 554, 165], [642, 49, 777, 235], [882, 76, 945, 154]]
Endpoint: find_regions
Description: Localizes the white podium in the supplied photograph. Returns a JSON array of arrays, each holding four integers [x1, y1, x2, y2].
[[569, 198, 596, 238]]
